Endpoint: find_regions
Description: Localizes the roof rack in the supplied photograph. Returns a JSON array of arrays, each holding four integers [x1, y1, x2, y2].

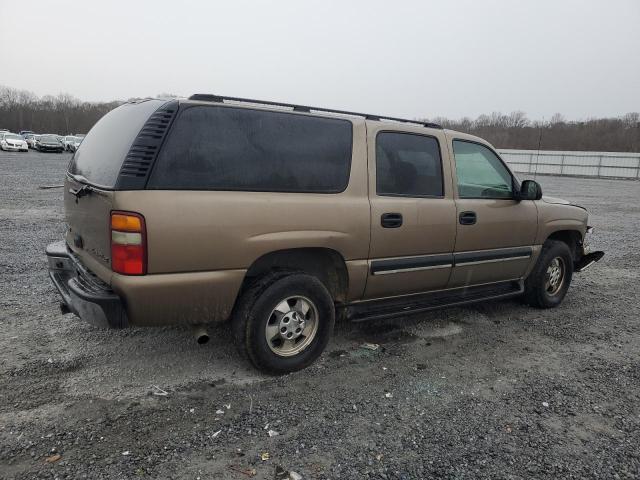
[[188, 94, 442, 129]]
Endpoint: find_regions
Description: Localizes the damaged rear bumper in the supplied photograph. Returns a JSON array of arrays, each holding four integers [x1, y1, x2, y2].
[[46, 240, 128, 328]]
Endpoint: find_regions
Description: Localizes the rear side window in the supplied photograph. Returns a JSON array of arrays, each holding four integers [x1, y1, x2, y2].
[[147, 106, 353, 193], [376, 132, 444, 197], [68, 99, 165, 188]]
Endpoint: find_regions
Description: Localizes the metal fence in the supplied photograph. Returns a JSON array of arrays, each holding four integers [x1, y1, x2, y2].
[[498, 149, 640, 180]]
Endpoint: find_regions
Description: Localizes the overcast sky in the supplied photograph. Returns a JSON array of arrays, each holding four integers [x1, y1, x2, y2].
[[1, 0, 638, 120]]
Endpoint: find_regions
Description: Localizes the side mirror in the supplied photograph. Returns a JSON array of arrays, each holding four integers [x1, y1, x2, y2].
[[519, 180, 542, 200]]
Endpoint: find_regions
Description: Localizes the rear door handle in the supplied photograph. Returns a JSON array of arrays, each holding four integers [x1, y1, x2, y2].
[[381, 213, 403, 228], [459, 211, 477, 225]]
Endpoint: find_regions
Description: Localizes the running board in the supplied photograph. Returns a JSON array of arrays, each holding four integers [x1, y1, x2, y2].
[[345, 280, 524, 323]]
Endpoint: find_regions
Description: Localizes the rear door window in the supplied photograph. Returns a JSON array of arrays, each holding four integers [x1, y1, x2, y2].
[[69, 99, 165, 188], [376, 132, 444, 197], [147, 106, 353, 193]]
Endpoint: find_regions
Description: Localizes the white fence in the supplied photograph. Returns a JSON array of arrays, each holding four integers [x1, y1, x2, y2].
[[498, 149, 640, 180]]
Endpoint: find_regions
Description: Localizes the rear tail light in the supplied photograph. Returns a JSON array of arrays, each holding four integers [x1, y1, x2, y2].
[[110, 211, 146, 275]]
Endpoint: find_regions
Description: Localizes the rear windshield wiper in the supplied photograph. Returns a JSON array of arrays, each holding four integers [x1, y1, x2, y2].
[[68, 173, 94, 198], [69, 184, 94, 199]]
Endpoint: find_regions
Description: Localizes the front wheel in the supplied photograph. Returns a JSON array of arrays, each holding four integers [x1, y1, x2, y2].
[[523, 240, 574, 308], [232, 272, 335, 374]]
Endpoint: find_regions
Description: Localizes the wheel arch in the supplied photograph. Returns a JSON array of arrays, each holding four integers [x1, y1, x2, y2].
[[545, 229, 583, 261], [241, 247, 350, 303]]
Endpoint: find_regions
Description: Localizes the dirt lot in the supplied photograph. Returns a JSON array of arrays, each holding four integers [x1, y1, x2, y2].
[[0, 150, 638, 479]]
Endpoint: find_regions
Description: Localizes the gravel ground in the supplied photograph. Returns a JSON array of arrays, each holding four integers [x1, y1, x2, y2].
[[1, 150, 639, 479]]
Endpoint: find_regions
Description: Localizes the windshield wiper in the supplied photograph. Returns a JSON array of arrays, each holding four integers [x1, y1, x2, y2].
[[69, 184, 94, 199], [69, 173, 89, 184], [68, 173, 93, 198]]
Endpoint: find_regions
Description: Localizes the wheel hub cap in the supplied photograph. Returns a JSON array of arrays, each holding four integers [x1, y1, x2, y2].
[[545, 257, 565, 295], [265, 296, 319, 357], [278, 310, 306, 341]]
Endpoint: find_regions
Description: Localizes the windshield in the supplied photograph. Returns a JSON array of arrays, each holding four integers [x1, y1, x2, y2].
[[41, 135, 59, 143], [4, 134, 22, 141]]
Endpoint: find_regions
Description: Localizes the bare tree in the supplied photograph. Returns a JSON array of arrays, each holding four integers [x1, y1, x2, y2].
[[0, 85, 122, 135], [0, 85, 638, 152], [421, 110, 640, 152]]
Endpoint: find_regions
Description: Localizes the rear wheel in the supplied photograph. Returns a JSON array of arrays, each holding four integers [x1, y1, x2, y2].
[[523, 240, 573, 308], [232, 272, 335, 374]]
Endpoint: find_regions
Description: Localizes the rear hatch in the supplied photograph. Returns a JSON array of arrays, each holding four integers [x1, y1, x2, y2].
[[64, 99, 166, 280]]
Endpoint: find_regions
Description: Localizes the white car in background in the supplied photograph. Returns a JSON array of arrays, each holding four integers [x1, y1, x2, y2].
[[25, 134, 40, 149], [1, 133, 29, 152], [23, 134, 37, 148], [63, 136, 83, 152]]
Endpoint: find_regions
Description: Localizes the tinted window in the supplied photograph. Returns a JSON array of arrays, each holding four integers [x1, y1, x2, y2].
[[376, 132, 443, 197], [69, 99, 165, 188], [453, 140, 513, 198], [148, 106, 353, 193]]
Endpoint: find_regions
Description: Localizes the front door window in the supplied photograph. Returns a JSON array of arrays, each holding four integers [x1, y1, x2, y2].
[[453, 140, 513, 199]]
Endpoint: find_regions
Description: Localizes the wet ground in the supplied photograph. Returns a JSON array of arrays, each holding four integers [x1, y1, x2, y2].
[[1, 150, 638, 479]]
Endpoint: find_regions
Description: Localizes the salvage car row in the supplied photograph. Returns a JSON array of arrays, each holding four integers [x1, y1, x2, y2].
[[0, 128, 83, 152]]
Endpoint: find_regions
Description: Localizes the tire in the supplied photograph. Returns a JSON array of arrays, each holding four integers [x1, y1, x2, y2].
[[523, 240, 574, 308], [232, 272, 335, 374]]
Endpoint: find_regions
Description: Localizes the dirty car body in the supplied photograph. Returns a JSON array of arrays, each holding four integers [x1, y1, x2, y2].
[[46, 95, 604, 373]]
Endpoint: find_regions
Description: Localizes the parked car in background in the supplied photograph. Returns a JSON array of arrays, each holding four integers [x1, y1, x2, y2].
[[63, 136, 83, 152], [19, 130, 34, 137], [25, 134, 39, 149], [0, 129, 9, 133], [1, 133, 29, 152], [36, 134, 65, 153]]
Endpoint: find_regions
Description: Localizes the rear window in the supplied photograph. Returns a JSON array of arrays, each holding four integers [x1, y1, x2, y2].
[[147, 105, 353, 193], [69, 99, 165, 188]]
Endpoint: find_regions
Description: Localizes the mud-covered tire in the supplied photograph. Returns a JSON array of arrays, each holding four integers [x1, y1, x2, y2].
[[232, 272, 335, 374], [523, 240, 574, 308]]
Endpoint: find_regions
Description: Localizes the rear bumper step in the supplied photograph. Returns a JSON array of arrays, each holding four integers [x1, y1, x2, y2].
[[345, 280, 524, 323], [46, 240, 128, 329]]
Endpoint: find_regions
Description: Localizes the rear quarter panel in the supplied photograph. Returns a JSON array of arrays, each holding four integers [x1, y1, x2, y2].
[[110, 119, 370, 325]]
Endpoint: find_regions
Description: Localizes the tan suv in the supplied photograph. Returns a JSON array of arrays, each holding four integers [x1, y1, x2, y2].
[[46, 94, 604, 373]]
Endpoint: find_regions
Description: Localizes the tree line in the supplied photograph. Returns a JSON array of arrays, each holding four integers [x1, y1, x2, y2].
[[424, 111, 640, 152], [0, 86, 122, 136], [1, 85, 638, 152]]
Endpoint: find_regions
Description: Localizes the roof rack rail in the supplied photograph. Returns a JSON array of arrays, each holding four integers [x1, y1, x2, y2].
[[188, 94, 442, 129]]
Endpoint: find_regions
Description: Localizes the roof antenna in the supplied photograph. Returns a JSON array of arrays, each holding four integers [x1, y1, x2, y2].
[[533, 117, 544, 181]]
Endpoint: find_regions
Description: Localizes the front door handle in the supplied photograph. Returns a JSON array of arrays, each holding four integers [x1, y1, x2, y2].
[[459, 211, 477, 225], [381, 212, 403, 228]]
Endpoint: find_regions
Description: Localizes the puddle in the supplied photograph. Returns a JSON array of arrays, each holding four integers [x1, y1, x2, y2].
[[344, 321, 421, 345], [408, 322, 463, 339]]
